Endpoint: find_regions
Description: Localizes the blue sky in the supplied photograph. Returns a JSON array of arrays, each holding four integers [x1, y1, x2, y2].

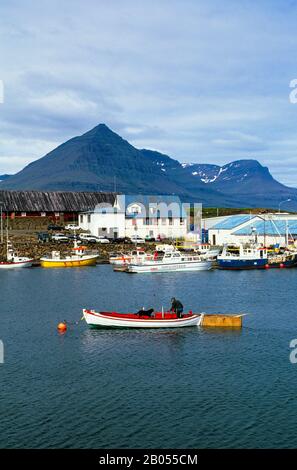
[[1, 0, 297, 185]]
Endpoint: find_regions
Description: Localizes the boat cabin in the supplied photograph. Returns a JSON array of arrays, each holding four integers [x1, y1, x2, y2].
[[219, 243, 267, 260]]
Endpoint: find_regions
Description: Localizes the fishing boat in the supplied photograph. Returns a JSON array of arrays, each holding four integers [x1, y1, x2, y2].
[[0, 239, 33, 269], [217, 243, 268, 270], [83, 308, 202, 328], [267, 249, 297, 268], [217, 242, 297, 270], [82, 309, 244, 329], [126, 248, 212, 273], [40, 241, 99, 268]]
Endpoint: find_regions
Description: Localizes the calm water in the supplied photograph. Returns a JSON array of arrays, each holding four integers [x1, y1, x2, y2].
[[0, 265, 297, 448]]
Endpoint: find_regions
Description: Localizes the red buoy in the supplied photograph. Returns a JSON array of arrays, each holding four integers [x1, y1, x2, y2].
[[57, 322, 67, 333], [280, 263, 284, 268], [265, 264, 270, 269]]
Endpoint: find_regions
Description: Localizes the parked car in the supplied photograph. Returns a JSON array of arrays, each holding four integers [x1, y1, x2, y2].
[[37, 232, 51, 243], [130, 235, 146, 244], [96, 236, 110, 244], [65, 223, 80, 231], [145, 235, 156, 242], [48, 224, 64, 231], [109, 237, 131, 244], [51, 233, 69, 242], [67, 234, 79, 239], [156, 234, 167, 242], [79, 234, 98, 243], [79, 234, 110, 244]]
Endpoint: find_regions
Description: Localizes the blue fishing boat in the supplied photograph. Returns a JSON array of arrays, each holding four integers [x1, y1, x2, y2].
[[217, 243, 268, 270]]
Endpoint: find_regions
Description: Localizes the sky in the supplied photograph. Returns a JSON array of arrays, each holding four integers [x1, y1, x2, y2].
[[1, 0, 297, 186]]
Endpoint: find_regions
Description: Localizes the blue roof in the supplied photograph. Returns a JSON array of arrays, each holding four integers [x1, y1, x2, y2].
[[212, 215, 252, 230], [234, 219, 297, 236]]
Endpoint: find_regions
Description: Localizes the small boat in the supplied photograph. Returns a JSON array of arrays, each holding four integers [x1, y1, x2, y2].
[[82, 309, 244, 329], [40, 241, 99, 268], [109, 248, 153, 266], [83, 309, 202, 328], [0, 239, 33, 269], [126, 248, 212, 273], [194, 244, 221, 260], [217, 243, 268, 270], [267, 249, 297, 268]]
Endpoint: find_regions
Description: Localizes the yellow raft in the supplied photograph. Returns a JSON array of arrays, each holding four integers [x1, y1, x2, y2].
[[201, 314, 243, 328]]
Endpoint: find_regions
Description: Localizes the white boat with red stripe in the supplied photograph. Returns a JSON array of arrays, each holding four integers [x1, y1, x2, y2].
[[83, 309, 203, 328]]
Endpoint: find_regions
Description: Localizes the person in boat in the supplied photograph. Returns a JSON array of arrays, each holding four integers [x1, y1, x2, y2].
[[170, 298, 183, 318]]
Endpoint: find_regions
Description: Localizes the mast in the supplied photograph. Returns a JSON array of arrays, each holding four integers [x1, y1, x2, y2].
[[6, 223, 8, 261]]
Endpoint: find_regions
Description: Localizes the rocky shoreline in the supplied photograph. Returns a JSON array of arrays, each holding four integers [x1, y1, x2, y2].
[[0, 232, 155, 264]]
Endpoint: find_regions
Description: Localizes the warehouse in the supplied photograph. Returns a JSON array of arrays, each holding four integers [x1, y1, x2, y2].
[[0, 190, 115, 222], [207, 213, 297, 247]]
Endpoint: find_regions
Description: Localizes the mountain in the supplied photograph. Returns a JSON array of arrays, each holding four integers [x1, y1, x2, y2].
[[1, 123, 296, 209], [0, 174, 11, 182], [0, 125, 186, 194]]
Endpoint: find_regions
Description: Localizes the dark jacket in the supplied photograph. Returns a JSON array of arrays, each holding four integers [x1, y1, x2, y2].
[[171, 299, 183, 312]]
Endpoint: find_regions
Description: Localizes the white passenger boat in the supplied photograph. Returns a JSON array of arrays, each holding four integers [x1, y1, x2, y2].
[[0, 239, 33, 269], [126, 249, 212, 273], [83, 309, 203, 328]]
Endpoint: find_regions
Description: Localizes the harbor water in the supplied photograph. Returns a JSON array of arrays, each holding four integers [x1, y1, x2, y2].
[[1, 265, 297, 448]]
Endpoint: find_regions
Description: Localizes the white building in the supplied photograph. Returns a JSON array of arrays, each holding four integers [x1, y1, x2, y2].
[[79, 195, 199, 240], [207, 213, 297, 247]]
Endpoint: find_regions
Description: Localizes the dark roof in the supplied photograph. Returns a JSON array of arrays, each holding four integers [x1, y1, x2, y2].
[[0, 190, 116, 212]]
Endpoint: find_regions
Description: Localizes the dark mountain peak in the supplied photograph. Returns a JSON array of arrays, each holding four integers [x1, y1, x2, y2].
[[1, 124, 296, 209], [220, 159, 271, 181], [222, 159, 265, 170], [84, 123, 115, 137], [77, 123, 137, 157]]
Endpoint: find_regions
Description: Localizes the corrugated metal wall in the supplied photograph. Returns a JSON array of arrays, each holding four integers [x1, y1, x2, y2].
[[0, 190, 116, 212]]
